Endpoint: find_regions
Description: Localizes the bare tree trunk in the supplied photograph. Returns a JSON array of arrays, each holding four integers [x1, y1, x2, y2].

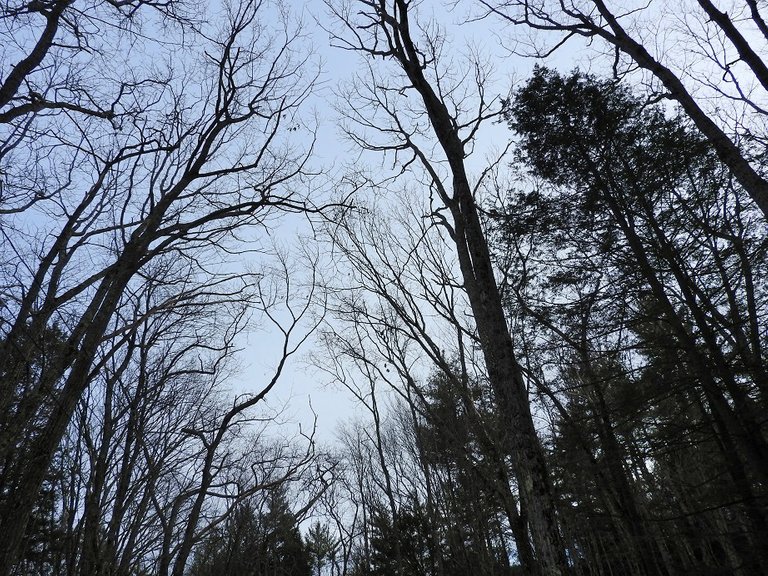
[[329, 2, 568, 572], [452, 200, 566, 575]]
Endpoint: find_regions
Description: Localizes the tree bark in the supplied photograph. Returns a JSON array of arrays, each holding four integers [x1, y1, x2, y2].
[[350, 2, 569, 572]]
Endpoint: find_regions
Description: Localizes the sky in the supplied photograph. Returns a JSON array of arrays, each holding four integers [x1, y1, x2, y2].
[[213, 0, 766, 446], [6, 0, 762, 496], [229, 0, 596, 445]]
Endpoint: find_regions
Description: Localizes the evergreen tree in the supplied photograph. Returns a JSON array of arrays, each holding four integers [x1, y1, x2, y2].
[[306, 522, 337, 576], [491, 67, 768, 575], [189, 489, 311, 576]]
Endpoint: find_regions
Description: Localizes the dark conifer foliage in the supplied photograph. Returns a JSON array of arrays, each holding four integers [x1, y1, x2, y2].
[[189, 490, 312, 576], [491, 67, 768, 575]]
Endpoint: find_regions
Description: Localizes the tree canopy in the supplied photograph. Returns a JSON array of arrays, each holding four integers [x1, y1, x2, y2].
[[2, 1, 767, 576]]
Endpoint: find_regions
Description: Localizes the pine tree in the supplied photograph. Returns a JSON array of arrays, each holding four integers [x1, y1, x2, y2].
[[189, 489, 311, 576]]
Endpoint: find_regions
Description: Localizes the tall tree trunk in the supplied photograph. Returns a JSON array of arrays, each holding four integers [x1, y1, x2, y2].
[[352, 2, 569, 572], [450, 193, 566, 575]]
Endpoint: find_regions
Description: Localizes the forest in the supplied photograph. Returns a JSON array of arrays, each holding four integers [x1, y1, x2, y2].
[[1, 1, 767, 575]]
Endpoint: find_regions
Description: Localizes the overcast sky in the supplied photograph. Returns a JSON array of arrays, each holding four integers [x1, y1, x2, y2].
[[226, 0, 598, 445], [227, 0, 761, 446]]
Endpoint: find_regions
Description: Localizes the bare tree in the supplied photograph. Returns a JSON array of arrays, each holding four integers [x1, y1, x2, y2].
[[324, 2, 567, 573], [9, 248, 329, 576], [0, 0, 325, 570], [316, 185, 543, 572], [161, 255, 326, 576], [0, 0, 197, 215]]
